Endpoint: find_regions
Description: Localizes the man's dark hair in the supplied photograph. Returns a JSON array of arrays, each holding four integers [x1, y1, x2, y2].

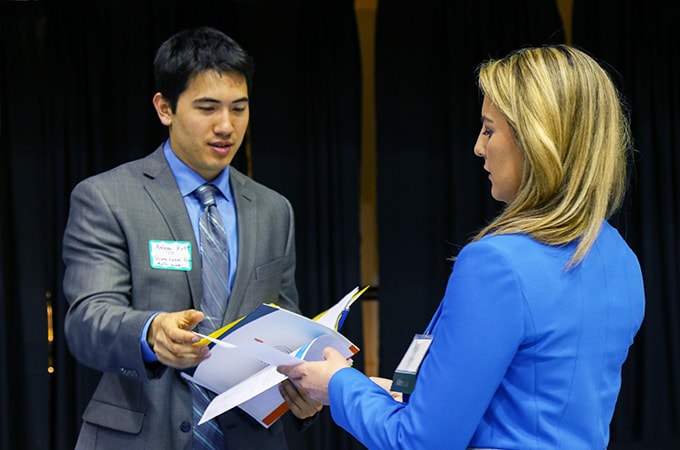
[[153, 26, 254, 112]]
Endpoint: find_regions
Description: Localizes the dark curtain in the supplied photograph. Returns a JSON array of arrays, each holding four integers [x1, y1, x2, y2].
[[374, 0, 565, 375], [0, 1, 362, 449], [239, 3, 365, 449], [1, 4, 55, 449], [572, 1, 680, 448], [375, 1, 680, 449]]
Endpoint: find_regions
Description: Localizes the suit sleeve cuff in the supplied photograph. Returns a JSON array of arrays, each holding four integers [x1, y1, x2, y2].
[[141, 312, 161, 363]]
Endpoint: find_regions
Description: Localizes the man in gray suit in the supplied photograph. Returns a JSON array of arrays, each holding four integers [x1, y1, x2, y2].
[[63, 26, 321, 450]]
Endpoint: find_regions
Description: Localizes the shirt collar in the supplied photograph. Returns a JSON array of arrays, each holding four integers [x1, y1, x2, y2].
[[163, 140, 233, 202]]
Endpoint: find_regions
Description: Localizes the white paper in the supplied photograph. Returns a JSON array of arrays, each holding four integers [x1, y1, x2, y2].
[[198, 333, 353, 426], [184, 287, 366, 428]]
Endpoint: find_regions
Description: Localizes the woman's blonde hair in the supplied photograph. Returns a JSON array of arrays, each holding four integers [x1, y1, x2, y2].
[[473, 44, 632, 268]]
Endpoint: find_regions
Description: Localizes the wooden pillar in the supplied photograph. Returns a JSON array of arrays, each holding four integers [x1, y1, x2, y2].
[[355, 0, 379, 377]]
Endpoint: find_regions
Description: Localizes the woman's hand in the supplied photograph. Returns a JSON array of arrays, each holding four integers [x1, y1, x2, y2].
[[277, 346, 350, 405]]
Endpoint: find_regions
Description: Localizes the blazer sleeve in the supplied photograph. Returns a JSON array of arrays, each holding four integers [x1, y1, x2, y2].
[[327, 240, 527, 449], [63, 177, 158, 379]]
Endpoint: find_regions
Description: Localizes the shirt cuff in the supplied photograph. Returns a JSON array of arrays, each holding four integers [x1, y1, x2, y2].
[[141, 312, 161, 363]]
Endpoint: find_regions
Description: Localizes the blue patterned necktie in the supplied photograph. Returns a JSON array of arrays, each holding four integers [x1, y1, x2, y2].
[[195, 184, 229, 333], [191, 183, 228, 449]]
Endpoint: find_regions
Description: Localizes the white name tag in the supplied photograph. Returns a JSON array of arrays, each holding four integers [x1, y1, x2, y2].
[[149, 240, 192, 271], [391, 334, 432, 395]]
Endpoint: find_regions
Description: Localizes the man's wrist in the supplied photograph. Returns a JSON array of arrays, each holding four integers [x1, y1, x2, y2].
[[141, 312, 162, 363]]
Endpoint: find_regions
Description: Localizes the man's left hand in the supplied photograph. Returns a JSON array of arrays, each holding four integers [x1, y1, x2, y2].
[[278, 379, 324, 419]]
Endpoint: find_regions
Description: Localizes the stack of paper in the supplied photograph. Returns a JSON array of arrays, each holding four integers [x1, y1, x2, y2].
[[181, 286, 367, 427]]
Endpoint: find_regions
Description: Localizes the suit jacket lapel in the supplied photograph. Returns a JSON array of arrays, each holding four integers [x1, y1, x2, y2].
[[141, 146, 202, 309], [226, 167, 255, 322]]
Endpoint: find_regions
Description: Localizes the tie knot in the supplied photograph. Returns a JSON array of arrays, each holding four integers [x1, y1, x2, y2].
[[194, 184, 218, 208]]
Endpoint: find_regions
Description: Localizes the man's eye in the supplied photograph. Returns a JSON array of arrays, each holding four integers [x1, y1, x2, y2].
[[198, 106, 215, 112], [232, 106, 247, 113]]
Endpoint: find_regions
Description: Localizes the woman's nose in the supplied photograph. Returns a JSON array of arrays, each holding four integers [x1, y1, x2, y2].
[[473, 136, 485, 157]]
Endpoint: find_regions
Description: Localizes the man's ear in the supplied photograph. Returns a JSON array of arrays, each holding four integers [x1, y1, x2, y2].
[[152, 93, 173, 126]]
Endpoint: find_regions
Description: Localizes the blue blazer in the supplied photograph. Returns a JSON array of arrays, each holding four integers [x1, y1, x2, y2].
[[328, 222, 644, 450], [63, 146, 299, 449]]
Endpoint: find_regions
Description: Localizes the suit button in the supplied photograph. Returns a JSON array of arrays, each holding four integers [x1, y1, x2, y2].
[[180, 421, 192, 433], [119, 367, 138, 378]]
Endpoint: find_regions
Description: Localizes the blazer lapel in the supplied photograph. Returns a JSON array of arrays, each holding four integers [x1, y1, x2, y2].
[[225, 168, 256, 322], [141, 146, 202, 309]]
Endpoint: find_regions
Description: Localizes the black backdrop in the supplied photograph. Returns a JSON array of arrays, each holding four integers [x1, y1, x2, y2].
[[375, 1, 680, 449], [1, 1, 363, 449], [571, 2, 680, 447], [1, 1, 680, 449]]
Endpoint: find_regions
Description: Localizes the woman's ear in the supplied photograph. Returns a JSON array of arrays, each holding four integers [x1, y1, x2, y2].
[[152, 93, 173, 126]]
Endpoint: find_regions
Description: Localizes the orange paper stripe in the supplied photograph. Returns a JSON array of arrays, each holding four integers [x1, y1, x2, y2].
[[262, 403, 289, 426]]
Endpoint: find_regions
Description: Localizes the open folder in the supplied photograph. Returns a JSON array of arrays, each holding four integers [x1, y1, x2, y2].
[[181, 286, 368, 428]]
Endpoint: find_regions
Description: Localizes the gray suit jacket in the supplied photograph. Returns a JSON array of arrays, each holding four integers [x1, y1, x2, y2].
[[63, 146, 299, 449]]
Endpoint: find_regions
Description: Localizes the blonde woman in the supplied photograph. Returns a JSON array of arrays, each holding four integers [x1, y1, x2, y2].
[[279, 45, 645, 449]]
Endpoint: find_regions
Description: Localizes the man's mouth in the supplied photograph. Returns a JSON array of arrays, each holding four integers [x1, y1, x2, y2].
[[210, 141, 233, 153]]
